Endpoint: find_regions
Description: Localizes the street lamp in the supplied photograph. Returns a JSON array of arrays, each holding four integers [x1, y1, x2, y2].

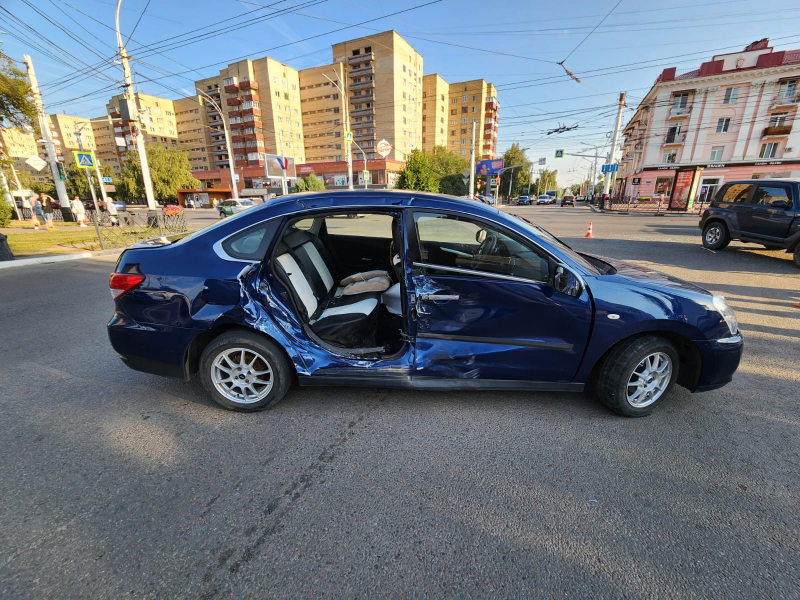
[[197, 89, 239, 200]]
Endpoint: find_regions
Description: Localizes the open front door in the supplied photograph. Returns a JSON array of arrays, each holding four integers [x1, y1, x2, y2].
[[407, 211, 593, 385]]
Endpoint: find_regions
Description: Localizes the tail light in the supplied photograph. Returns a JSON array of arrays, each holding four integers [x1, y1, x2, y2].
[[109, 273, 145, 300]]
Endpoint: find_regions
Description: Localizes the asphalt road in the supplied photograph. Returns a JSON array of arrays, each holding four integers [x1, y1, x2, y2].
[[1, 203, 798, 599]]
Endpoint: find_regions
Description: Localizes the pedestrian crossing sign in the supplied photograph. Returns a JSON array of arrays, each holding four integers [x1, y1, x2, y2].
[[73, 151, 96, 169], [555, 149, 564, 158]]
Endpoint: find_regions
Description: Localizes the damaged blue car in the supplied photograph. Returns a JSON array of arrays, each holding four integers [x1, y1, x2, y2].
[[108, 191, 743, 416]]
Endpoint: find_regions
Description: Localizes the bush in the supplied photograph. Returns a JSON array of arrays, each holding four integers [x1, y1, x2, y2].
[[0, 201, 12, 227], [163, 205, 183, 216]]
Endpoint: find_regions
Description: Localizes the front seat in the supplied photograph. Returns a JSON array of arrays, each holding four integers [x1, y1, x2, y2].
[[381, 217, 404, 316]]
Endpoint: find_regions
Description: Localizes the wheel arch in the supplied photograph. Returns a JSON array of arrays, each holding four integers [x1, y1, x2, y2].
[[184, 323, 296, 380], [587, 330, 702, 392], [703, 214, 738, 238]]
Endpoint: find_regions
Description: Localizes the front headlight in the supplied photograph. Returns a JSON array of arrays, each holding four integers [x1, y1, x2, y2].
[[712, 295, 739, 335]]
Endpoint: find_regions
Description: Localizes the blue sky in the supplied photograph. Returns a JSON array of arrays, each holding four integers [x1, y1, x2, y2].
[[4, 0, 800, 185]]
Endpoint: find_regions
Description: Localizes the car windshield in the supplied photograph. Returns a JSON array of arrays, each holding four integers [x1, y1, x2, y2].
[[509, 213, 602, 275], [538, 195, 549, 200]]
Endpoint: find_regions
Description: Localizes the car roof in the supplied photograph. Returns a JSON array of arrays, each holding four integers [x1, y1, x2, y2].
[[723, 178, 800, 184]]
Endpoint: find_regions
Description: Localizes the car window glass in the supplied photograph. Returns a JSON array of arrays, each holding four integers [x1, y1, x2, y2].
[[720, 183, 753, 203], [323, 214, 393, 238], [291, 218, 315, 231], [414, 212, 549, 282], [221, 220, 280, 260], [752, 186, 790, 207]]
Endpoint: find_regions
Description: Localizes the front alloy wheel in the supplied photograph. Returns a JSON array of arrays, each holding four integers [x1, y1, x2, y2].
[[596, 335, 679, 416], [702, 222, 730, 250], [211, 348, 273, 404]]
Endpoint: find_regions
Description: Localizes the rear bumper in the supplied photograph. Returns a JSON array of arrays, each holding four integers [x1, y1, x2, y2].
[[693, 334, 743, 392], [107, 312, 197, 380]]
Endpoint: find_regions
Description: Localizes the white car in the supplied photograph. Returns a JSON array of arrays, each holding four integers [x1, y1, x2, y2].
[[537, 194, 552, 205], [219, 199, 256, 218]]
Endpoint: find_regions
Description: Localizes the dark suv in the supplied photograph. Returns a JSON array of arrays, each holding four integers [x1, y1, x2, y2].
[[699, 179, 800, 268]]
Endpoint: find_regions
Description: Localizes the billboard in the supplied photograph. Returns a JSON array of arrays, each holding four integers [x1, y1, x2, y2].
[[262, 154, 297, 178], [476, 159, 504, 176]]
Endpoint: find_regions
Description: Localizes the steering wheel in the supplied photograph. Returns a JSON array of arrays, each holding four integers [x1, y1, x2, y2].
[[471, 232, 498, 268]]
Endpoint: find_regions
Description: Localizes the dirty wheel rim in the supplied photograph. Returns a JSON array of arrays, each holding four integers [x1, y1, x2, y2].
[[705, 226, 721, 245], [626, 352, 672, 408], [211, 347, 273, 404]]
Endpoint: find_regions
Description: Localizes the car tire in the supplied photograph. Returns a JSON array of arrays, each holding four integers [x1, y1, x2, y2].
[[199, 330, 293, 412], [219, 211, 225, 219], [702, 222, 730, 250], [595, 335, 679, 417], [793, 245, 800, 269]]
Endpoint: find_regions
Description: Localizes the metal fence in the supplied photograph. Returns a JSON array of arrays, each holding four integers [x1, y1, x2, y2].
[[602, 197, 708, 215], [93, 211, 188, 249]]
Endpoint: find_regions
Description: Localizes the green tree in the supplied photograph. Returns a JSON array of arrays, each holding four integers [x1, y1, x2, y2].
[[498, 143, 532, 198], [570, 183, 582, 195], [438, 173, 467, 196], [0, 177, 12, 226], [395, 149, 439, 192], [118, 146, 200, 202], [428, 145, 467, 178], [295, 173, 325, 192], [532, 168, 559, 196], [64, 163, 115, 199], [0, 52, 36, 131]]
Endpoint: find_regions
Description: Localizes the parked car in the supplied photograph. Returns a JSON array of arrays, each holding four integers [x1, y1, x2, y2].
[[219, 199, 256, 218], [537, 194, 552, 205], [561, 195, 576, 207], [576, 195, 586, 201], [517, 195, 532, 206], [699, 179, 800, 267], [112, 201, 126, 212], [108, 190, 742, 417]]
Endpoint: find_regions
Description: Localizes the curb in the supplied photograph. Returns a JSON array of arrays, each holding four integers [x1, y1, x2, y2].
[[588, 205, 701, 217], [0, 248, 121, 270]]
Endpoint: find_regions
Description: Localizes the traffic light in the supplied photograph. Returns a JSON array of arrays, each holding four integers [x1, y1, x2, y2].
[[57, 163, 66, 181]]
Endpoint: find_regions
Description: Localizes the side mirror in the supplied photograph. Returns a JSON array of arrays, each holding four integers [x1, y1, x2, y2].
[[771, 199, 791, 210], [476, 229, 487, 243], [552, 264, 584, 298]]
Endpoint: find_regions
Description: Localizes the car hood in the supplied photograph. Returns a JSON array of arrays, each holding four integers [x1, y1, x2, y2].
[[586, 254, 711, 297]]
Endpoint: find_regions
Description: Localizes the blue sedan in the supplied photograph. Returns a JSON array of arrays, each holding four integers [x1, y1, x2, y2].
[[107, 191, 742, 416]]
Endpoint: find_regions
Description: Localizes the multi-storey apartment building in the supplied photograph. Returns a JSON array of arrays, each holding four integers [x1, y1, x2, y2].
[[617, 39, 800, 209], [298, 63, 345, 163], [46, 114, 96, 167], [330, 31, 423, 161], [0, 126, 51, 186], [421, 75, 499, 160], [421, 74, 449, 152], [105, 92, 177, 173], [174, 95, 212, 172], [90, 116, 121, 176]]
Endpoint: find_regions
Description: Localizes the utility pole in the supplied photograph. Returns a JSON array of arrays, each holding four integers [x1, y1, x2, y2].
[[278, 130, 288, 196], [76, 124, 109, 207], [352, 140, 368, 188], [76, 133, 105, 247], [23, 55, 70, 216], [198, 89, 238, 199], [116, 0, 156, 210], [603, 92, 626, 197], [5, 159, 24, 220], [324, 66, 352, 190], [468, 120, 476, 199]]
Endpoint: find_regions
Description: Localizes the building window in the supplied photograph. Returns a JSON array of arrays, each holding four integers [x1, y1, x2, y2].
[[461, 117, 467, 124], [768, 112, 788, 127], [709, 146, 724, 161], [716, 118, 731, 133], [472, 95, 477, 102], [471, 107, 476, 113], [672, 93, 689, 109], [275, 91, 280, 98], [777, 80, 797, 99], [450, 109, 456, 115], [662, 150, 677, 163], [451, 98, 457, 104], [760, 142, 778, 158], [460, 138, 466, 145], [722, 87, 739, 104], [223, 77, 236, 86], [462, 95, 467, 102], [460, 149, 466, 155]]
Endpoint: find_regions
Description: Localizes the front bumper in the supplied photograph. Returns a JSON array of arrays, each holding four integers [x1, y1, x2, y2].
[[693, 334, 743, 392]]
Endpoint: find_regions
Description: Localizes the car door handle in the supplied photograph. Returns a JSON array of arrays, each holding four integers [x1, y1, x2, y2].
[[419, 293, 460, 301]]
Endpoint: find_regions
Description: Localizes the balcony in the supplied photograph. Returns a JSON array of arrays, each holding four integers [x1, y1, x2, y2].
[[224, 82, 239, 93], [206, 107, 220, 117], [214, 158, 229, 166], [348, 51, 375, 65], [248, 159, 264, 166], [669, 105, 692, 118], [484, 117, 498, 128], [350, 93, 375, 104], [231, 135, 245, 143], [241, 108, 261, 118], [771, 92, 800, 108], [235, 159, 248, 167], [663, 132, 686, 145], [242, 93, 260, 102], [349, 64, 375, 77], [206, 87, 220, 96], [634, 142, 644, 152], [762, 124, 792, 137], [212, 148, 228, 156], [349, 80, 375, 91], [239, 80, 258, 91], [351, 106, 375, 117], [226, 97, 242, 106], [228, 110, 242, 118], [354, 132, 375, 141], [208, 118, 223, 127], [485, 96, 499, 111]]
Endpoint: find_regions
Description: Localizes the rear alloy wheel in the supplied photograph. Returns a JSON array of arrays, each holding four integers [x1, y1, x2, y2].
[[199, 331, 292, 411], [596, 335, 679, 417], [702, 222, 730, 250]]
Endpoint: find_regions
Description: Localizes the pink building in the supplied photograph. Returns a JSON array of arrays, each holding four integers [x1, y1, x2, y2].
[[616, 39, 800, 210]]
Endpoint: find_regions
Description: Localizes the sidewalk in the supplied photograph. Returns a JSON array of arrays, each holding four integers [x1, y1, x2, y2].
[[0, 248, 121, 270], [587, 204, 703, 217]]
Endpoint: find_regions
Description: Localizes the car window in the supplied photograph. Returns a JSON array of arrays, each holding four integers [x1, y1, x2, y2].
[[323, 213, 393, 238], [221, 220, 281, 261], [413, 212, 549, 282], [719, 183, 753, 203], [291, 218, 316, 231], [751, 186, 790, 207]]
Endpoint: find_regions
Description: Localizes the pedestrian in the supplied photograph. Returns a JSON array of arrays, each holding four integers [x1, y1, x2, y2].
[[106, 197, 119, 226], [41, 194, 57, 230], [71, 196, 87, 228], [24, 192, 41, 229], [33, 194, 45, 229]]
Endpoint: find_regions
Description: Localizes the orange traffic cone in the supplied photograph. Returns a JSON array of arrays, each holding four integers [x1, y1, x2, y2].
[[585, 222, 594, 238]]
